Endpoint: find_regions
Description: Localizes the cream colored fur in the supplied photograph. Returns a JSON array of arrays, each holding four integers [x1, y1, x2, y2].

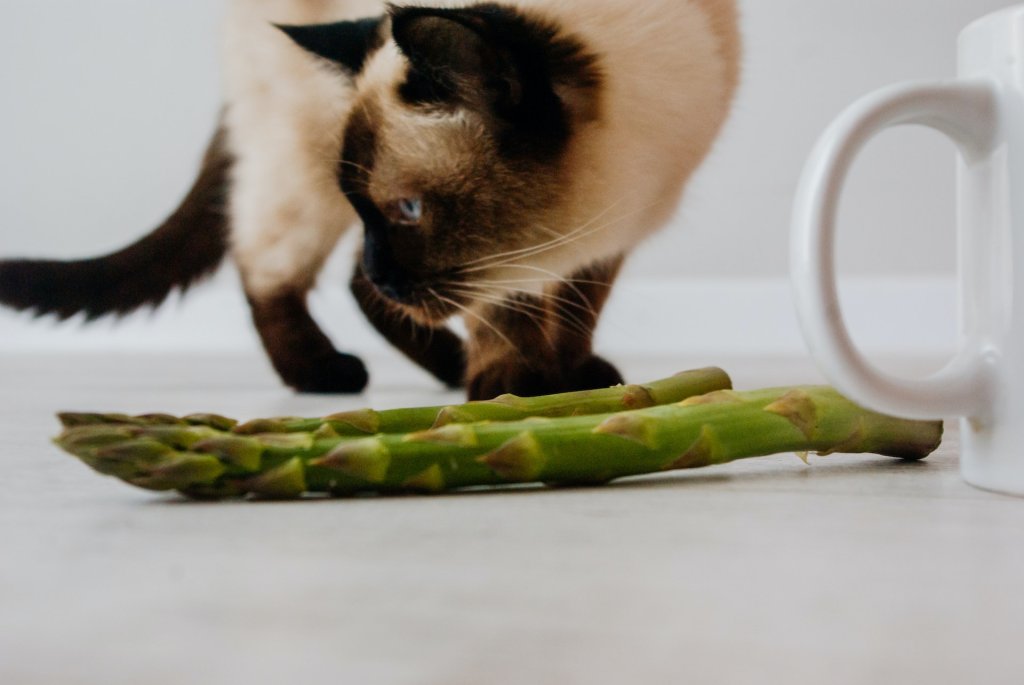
[[223, 0, 378, 297], [222, 0, 740, 299]]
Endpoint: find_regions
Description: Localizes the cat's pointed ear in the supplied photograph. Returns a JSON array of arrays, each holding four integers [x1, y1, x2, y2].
[[276, 17, 385, 74], [387, 5, 524, 109], [388, 5, 601, 130]]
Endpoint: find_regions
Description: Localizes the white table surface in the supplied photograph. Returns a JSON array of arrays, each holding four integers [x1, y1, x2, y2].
[[1, 352, 1021, 685]]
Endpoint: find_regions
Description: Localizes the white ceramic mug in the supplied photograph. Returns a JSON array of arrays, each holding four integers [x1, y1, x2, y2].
[[792, 5, 1024, 495]]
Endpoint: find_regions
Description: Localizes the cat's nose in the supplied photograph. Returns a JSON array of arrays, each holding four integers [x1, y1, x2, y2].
[[370, 270, 417, 303], [375, 277, 415, 303]]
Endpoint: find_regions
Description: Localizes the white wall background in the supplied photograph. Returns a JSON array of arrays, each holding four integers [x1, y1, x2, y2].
[[0, 0, 1010, 357]]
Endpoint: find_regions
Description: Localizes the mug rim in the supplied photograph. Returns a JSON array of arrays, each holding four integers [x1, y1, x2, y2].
[[961, 3, 1024, 41]]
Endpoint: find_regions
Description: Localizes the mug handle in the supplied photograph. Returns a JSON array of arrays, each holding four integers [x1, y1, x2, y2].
[[792, 79, 1000, 420]]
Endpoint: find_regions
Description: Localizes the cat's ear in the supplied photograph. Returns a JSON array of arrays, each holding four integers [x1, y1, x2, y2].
[[389, 6, 515, 106], [276, 17, 385, 74], [389, 5, 601, 132]]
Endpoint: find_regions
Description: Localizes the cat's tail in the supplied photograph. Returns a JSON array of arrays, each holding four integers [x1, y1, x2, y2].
[[0, 127, 233, 320]]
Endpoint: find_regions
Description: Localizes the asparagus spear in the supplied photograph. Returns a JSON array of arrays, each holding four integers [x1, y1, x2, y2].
[[228, 367, 734, 435], [54, 385, 943, 500], [51, 368, 730, 437]]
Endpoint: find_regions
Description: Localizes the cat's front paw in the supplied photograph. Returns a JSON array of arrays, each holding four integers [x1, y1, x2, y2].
[[283, 352, 369, 395], [467, 361, 564, 401], [564, 354, 625, 392], [422, 334, 467, 390], [467, 354, 624, 401]]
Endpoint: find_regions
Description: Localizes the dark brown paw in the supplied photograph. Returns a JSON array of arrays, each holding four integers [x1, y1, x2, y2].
[[466, 354, 623, 401], [467, 362, 564, 401], [281, 352, 369, 395], [564, 355, 625, 392], [424, 333, 467, 389]]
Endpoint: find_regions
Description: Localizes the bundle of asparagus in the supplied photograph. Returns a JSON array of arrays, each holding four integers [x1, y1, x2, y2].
[[53, 368, 943, 500]]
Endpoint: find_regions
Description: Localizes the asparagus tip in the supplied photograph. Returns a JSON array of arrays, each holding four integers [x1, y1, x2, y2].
[[191, 436, 264, 471], [233, 418, 299, 435], [56, 425, 135, 453], [184, 414, 238, 431], [128, 453, 227, 492]]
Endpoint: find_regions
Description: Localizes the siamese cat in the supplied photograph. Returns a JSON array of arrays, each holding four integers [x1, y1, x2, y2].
[[0, 0, 740, 400]]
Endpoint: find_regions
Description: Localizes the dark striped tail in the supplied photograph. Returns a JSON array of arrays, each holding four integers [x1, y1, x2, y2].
[[0, 127, 233, 320]]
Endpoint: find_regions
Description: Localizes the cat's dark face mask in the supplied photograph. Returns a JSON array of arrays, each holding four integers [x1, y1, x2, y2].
[[280, 4, 602, 323]]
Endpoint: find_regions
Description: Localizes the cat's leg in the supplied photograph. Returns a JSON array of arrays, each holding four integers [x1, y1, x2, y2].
[[464, 299, 563, 401], [222, 19, 379, 393], [230, 147, 368, 394], [547, 255, 626, 392], [350, 264, 466, 388], [464, 256, 625, 400], [246, 287, 368, 393], [235, 231, 368, 393]]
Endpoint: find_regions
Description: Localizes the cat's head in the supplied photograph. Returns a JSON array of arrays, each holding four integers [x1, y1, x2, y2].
[[279, 4, 602, 322]]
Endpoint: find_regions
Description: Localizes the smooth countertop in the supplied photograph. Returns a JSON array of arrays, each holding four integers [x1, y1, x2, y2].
[[2, 353, 1021, 685]]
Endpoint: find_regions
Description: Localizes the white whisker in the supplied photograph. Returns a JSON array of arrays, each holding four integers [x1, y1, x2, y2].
[[457, 198, 627, 270], [459, 196, 668, 277], [450, 285, 594, 341], [448, 288, 566, 346], [470, 277, 612, 288], [429, 288, 521, 358], [465, 281, 597, 321], [469, 264, 592, 304]]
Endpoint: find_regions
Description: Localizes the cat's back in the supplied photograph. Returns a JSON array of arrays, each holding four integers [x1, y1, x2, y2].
[[222, 0, 387, 171], [222, 0, 738, 101], [222, 0, 384, 103], [529, 0, 739, 86], [690, 0, 741, 90], [510, 0, 742, 256]]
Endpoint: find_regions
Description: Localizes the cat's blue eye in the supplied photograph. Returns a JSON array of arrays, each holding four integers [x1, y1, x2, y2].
[[397, 197, 423, 224]]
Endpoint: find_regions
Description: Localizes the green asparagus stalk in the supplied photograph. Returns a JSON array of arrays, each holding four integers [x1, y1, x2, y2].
[[50, 367, 731, 437], [54, 385, 943, 500]]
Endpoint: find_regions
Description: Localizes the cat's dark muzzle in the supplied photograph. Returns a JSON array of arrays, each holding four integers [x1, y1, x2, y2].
[[372, 277, 417, 305], [362, 254, 424, 305], [366, 271, 465, 324], [360, 227, 466, 323]]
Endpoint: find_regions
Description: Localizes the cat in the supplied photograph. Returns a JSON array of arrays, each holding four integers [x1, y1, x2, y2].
[[0, 0, 740, 400]]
